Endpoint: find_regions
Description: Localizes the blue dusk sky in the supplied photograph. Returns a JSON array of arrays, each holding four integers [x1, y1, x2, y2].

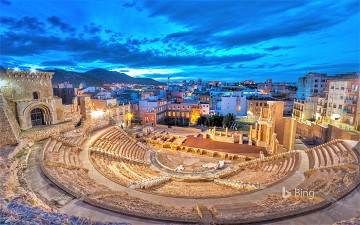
[[0, 0, 359, 82]]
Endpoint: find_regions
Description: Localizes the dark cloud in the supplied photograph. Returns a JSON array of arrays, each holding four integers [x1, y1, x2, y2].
[[40, 60, 77, 66], [0, 26, 265, 68], [47, 16, 75, 32], [142, 1, 357, 49], [83, 23, 102, 34], [265, 46, 295, 51], [0, 16, 45, 32]]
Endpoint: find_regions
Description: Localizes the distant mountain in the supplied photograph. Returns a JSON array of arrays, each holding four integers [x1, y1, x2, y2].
[[50, 68, 163, 86]]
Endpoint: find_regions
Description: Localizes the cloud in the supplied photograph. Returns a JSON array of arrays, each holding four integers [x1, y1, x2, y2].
[[40, 60, 77, 66], [83, 23, 102, 34], [47, 16, 75, 32], [0, 16, 45, 32], [265, 46, 295, 51], [140, 1, 357, 49]]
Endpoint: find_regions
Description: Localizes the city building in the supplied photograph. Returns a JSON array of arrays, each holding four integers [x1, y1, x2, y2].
[[297, 72, 328, 99], [292, 99, 316, 122], [53, 82, 76, 105], [216, 95, 247, 116], [325, 79, 359, 130]]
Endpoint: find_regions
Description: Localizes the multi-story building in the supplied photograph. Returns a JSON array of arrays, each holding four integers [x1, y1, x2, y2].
[[199, 103, 210, 115], [315, 97, 327, 122], [139, 99, 167, 117], [247, 99, 268, 118], [297, 72, 359, 100], [198, 93, 210, 103], [292, 100, 316, 122], [297, 72, 328, 99], [325, 79, 359, 130], [142, 99, 200, 127], [216, 95, 247, 116], [53, 82, 76, 105], [247, 97, 293, 118]]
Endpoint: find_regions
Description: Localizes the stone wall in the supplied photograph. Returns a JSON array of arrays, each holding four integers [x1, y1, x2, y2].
[[326, 125, 359, 141], [20, 121, 75, 141], [0, 94, 20, 147], [296, 121, 359, 143], [156, 124, 202, 133]]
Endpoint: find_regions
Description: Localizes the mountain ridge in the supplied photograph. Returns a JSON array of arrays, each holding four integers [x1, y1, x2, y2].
[[51, 68, 163, 86]]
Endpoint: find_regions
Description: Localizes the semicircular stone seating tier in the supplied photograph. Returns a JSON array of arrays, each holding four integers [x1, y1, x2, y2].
[[40, 126, 360, 224]]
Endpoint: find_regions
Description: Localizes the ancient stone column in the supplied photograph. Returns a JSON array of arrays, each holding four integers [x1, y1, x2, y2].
[[249, 125, 253, 140], [226, 127, 228, 136], [239, 134, 243, 144], [257, 124, 261, 140], [266, 125, 270, 144]]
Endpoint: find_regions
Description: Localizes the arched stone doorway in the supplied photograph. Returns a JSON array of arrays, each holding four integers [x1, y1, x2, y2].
[[30, 108, 45, 127]]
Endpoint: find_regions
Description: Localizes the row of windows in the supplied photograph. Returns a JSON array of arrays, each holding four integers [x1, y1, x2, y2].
[[167, 112, 190, 117], [249, 102, 267, 107], [314, 79, 326, 82]]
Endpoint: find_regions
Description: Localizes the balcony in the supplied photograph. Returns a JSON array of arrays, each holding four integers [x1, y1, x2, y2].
[[345, 88, 359, 93], [344, 99, 357, 104]]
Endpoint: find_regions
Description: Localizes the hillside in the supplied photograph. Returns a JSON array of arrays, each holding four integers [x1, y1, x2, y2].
[[50, 68, 162, 86]]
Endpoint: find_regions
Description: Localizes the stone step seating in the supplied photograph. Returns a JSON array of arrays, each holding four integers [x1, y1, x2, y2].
[[58, 135, 87, 146], [87, 192, 200, 223], [90, 151, 164, 187], [225, 153, 298, 186], [209, 193, 325, 224], [45, 166, 112, 197], [306, 140, 357, 170], [297, 163, 359, 200], [92, 127, 148, 161], [43, 138, 83, 167]]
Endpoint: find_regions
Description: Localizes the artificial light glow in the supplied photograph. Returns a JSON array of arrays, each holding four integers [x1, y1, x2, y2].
[[30, 67, 37, 74], [127, 113, 133, 120], [13, 67, 20, 72], [91, 110, 104, 118]]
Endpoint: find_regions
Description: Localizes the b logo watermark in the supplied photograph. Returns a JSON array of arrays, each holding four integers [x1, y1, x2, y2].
[[282, 187, 315, 199]]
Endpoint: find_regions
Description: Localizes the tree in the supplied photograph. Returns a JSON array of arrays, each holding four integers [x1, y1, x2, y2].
[[222, 113, 235, 127], [196, 115, 207, 125]]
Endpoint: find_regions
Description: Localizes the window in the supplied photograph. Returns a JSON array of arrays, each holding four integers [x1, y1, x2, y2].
[[33, 92, 39, 99], [339, 105, 342, 109]]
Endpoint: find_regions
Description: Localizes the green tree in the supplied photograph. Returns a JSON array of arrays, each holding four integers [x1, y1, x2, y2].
[[197, 115, 207, 125], [222, 113, 235, 127]]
